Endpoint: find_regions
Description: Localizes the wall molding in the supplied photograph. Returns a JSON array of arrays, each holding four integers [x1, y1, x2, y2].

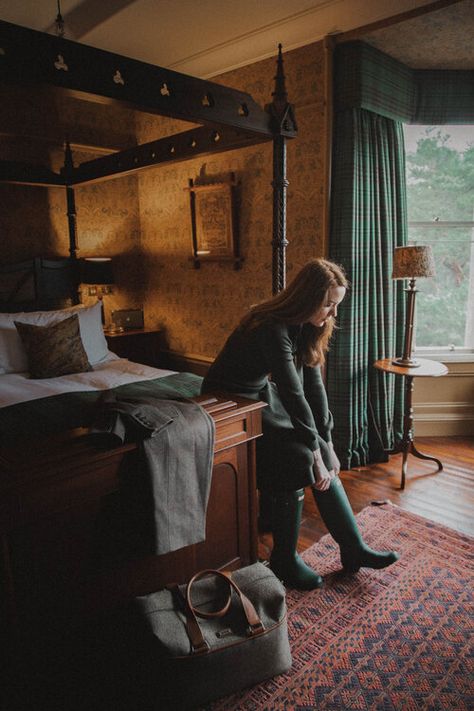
[[171, 0, 436, 78], [415, 400, 474, 436], [169, 0, 341, 75], [416, 400, 474, 415]]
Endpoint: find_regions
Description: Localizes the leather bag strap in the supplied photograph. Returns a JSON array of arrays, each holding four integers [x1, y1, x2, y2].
[[184, 569, 265, 654]]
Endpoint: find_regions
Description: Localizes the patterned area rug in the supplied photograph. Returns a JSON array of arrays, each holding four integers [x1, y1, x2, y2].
[[208, 504, 474, 711]]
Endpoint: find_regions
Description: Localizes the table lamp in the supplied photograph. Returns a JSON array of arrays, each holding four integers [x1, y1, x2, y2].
[[80, 257, 115, 328], [392, 245, 435, 367], [80, 257, 114, 289]]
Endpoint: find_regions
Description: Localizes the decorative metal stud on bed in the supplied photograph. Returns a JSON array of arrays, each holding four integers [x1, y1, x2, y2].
[[0, 21, 297, 294]]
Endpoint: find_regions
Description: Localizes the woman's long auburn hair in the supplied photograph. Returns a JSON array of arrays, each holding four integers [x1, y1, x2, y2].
[[240, 258, 348, 366]]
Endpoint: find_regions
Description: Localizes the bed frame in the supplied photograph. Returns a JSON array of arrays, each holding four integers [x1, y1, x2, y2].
[[0, 255, 77, 310], [0, 392, 266, 709], [0, 19, 297, 295], [0, 392, 265, 630], [0, 19, 288, 688], [0, 255, 265, 640]]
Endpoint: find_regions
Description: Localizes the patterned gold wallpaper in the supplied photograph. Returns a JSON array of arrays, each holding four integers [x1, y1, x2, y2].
[[136, 41, 328, 358], [0, 40, 327, 358]]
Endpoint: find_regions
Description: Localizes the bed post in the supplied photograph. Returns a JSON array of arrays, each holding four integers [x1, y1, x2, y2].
[[63, 143, 80, 304], [267, 45, 297, 294]]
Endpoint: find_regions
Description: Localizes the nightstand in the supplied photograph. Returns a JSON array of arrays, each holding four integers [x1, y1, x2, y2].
[[105, 328, 164, 367]]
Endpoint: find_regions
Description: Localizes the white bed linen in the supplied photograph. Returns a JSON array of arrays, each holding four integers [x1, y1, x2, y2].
[[0, 357, 177, 409]]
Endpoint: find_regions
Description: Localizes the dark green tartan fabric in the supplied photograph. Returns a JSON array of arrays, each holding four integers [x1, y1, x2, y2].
[[414, 69, 474, 123], [1, 372, 203, 441], [327, 109, 406, 469], [328, 41, 473, 468], [335, 41, 474, 124], [335, 41, 416, 122]]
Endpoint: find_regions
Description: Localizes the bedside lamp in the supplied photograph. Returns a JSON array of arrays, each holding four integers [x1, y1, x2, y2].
[[80, 257, 114, 290], [392, 245, 435, 367], [80, 257, 115, 328]]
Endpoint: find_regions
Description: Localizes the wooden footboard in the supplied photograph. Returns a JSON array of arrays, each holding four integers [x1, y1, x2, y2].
[[0, 394, 265, 644]]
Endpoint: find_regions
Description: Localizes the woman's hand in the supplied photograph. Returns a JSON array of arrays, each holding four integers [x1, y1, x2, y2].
[[312, 449, 336, 491], [328, 441, 341, 476]]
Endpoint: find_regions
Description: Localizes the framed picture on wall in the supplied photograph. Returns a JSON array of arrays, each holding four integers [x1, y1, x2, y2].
[[188, 174, 242, 269]]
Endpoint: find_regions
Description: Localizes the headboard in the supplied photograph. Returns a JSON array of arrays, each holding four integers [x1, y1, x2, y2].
[[0, 256, 78, 312]]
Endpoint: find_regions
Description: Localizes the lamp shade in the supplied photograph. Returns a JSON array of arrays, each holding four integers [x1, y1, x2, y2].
[[80, 257, 114, 285], [392, 246, 435, 280]]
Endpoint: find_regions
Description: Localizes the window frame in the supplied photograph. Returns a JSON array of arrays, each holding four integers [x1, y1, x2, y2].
[[404, 125, 474, 364]]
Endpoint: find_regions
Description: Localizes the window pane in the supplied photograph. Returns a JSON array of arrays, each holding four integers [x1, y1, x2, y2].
[[404, 125, 474, 350]]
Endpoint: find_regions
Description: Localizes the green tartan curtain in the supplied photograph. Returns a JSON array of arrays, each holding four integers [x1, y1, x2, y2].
[[327, 109, 406, 468], [334, 41, 416, 122], [414, 70, 474, 123], [334, 41, 474, 124], [326, 42, 474, 469]]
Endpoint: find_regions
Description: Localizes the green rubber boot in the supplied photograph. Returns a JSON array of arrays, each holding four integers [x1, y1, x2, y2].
[[270, 489, 324, 590], [312, 478, 399, 573]]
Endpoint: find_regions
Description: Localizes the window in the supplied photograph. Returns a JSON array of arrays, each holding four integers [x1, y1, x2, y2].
[[404, 124, 474, 359]]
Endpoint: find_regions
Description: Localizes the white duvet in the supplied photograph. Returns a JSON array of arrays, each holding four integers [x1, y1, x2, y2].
[[0, 356, 176, 409]]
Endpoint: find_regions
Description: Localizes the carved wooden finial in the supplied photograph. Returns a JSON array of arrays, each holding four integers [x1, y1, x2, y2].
[[272, 43, 288, 110], [266, 44, 297, 135]]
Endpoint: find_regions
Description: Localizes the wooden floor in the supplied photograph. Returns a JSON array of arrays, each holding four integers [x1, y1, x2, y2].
[[258, 436, 474, 560]]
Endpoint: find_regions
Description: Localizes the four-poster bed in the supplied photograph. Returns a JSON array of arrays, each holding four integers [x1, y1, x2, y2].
[[0, 21, 296, 292], [0, 18, 297, 675]]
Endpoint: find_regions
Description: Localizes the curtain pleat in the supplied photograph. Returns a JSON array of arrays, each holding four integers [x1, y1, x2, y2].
[[327, 109, 406, 469]]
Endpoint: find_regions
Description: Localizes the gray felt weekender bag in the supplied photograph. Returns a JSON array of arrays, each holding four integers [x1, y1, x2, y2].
[[133, 562, 292, 709]]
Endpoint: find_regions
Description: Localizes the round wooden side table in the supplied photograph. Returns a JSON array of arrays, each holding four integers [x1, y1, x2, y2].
[[374, 357, 448, 489]]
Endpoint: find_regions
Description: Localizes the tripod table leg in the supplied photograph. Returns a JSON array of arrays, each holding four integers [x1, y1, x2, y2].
[[410, 441, 443, 471]]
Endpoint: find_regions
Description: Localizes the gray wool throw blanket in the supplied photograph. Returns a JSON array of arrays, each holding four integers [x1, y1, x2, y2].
[[90, 393, 215, 555]]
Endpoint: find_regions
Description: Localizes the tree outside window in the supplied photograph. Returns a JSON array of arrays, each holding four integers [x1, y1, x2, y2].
[[404, 124, 474, 351]]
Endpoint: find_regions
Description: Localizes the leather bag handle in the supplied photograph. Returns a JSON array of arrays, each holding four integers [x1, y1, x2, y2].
[[183, 569, 264, 654], [187, 569, 232, 619]]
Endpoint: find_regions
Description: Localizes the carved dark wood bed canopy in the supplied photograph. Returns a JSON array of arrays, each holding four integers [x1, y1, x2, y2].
[[0, 20, 297, 294]]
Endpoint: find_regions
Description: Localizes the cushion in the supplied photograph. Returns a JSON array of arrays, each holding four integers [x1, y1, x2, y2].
[[14, 315, 92, 379], [0, 301, 111, 373]]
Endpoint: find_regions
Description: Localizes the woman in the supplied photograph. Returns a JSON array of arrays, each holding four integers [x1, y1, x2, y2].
[[202, 258, 399, 590]]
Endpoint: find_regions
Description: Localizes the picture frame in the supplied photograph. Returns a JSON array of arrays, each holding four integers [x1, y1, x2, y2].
[[188, 174, 242, 269]]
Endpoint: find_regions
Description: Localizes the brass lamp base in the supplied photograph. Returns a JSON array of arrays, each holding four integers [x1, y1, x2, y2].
[[391, 356, 420, 368], [104, 325, 124, 335], [393, 276, 421, 369]]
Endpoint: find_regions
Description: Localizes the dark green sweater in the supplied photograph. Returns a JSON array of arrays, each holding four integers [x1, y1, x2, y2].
[[202, 320, 333, 488]]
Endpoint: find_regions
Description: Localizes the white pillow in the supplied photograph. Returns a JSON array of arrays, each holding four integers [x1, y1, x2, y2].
[[75, 302, 110, 366], [0, 302, 111, 373]]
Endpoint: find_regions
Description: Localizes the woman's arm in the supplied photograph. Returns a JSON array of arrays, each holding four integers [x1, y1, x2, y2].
[[263, 323, 319, 450], [304, 366, 341, 477], [303, 366, 334, 443]]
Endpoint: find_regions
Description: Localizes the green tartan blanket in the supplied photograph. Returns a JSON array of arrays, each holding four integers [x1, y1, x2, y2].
[[1, 372, 203, 442]]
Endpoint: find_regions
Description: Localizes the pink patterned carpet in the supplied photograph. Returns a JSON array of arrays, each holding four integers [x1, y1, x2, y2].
[[207, 504, 474, 711]]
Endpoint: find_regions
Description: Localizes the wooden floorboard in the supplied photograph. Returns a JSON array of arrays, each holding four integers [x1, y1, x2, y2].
[[258, 436, 473, 560]]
